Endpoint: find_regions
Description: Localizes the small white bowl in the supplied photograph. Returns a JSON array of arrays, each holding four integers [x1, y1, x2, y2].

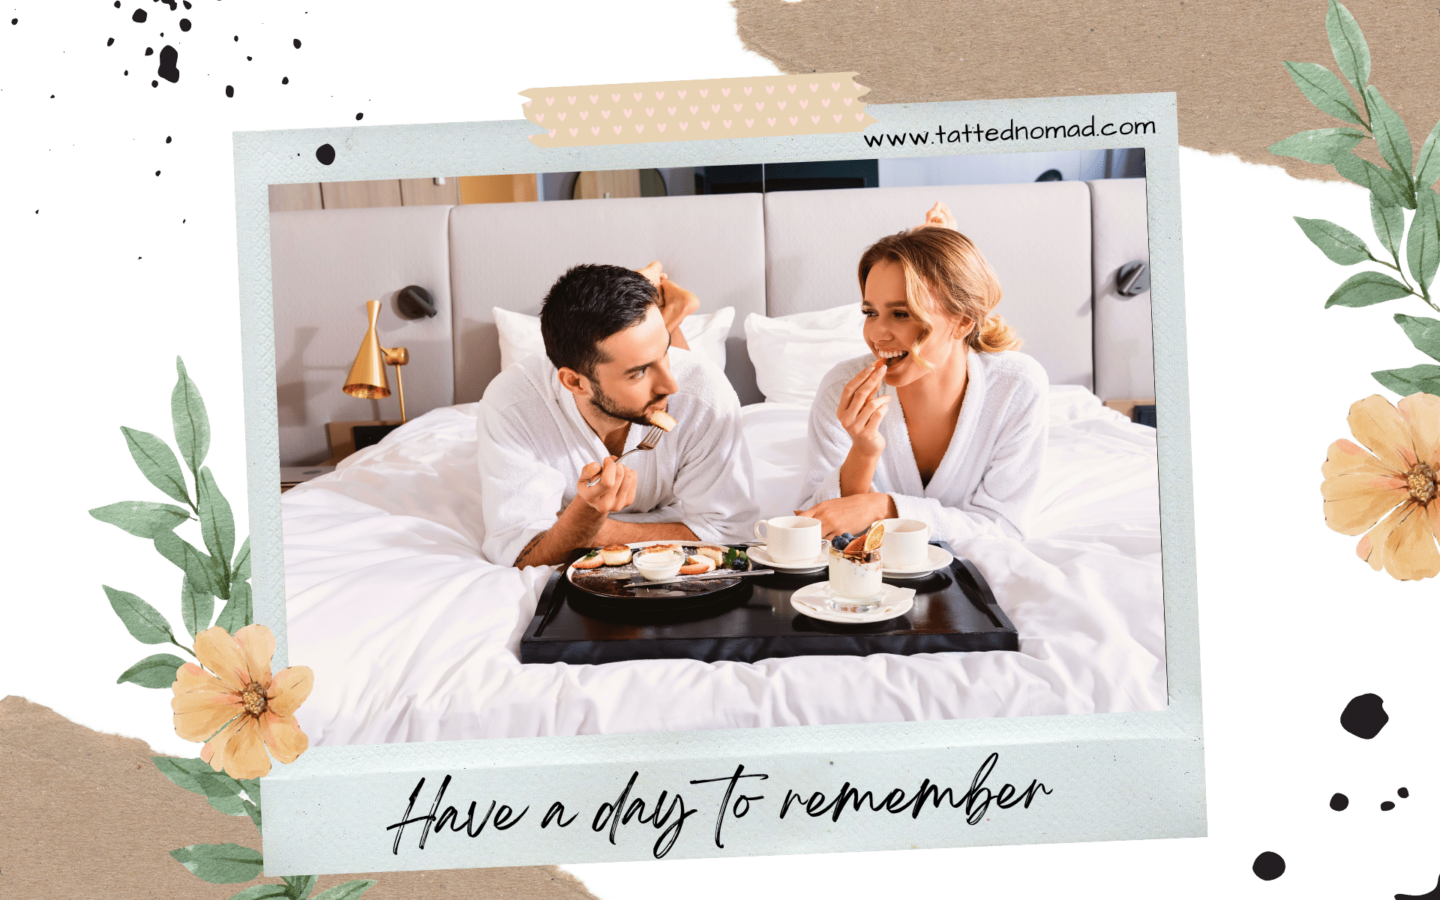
[[633, 549, 684, 581]]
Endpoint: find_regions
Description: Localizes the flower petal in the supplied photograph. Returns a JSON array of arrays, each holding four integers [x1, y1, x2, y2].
[[1349, 395, 1417, 472], [1357, 502, 1406, 570], [195, 627, 251, 692], [201, 714, 244, 770], [1321, 438, 1398, 479], [220, 715, 272, 780], [266, 666, 314, 718], [173, 691, 242, 743], [234, 624, 275, 691], [1383, 501, 1440, 580], [171, 663, 241, 742], [1323, 478, 1409, 535], [1399, 393, 1440, 468], [259, 711, 310, 764]]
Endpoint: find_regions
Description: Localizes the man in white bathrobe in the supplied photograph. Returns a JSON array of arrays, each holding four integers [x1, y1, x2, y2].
[[477, 263, 759, 568]]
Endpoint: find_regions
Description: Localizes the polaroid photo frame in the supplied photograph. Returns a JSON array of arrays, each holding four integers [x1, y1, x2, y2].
[[235, 90, 1202, 874]]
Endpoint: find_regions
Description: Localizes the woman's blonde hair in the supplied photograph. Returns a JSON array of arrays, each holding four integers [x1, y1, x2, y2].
[[857, 226, 1021, 368]]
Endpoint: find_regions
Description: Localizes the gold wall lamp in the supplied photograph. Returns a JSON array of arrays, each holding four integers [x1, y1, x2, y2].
[[343, 299, 411, 422]]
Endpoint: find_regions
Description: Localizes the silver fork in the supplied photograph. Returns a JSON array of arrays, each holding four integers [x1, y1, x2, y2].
[[586, 425, 666, 487]]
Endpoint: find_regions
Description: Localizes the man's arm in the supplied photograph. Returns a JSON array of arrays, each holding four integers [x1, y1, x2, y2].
[[513, 456, 641, 567]]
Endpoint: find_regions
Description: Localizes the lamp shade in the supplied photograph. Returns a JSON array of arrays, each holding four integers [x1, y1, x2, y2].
[[343, 300, 390, 399]]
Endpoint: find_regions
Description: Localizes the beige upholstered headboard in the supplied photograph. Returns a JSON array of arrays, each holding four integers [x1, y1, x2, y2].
[[268, 180, 1150, 465]]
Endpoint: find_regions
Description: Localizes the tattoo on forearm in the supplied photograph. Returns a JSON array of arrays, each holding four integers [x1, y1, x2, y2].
[[514, 531, 547, 567]]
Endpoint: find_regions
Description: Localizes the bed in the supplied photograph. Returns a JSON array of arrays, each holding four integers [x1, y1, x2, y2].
[[270, 178, 1164, 746]]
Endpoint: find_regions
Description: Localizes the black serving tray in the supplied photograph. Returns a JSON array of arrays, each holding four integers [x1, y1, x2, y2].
[[519, 542, 1017, 665]]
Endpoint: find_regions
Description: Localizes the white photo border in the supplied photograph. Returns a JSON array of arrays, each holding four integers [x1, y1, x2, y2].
[[235, 91, 1203, 874]]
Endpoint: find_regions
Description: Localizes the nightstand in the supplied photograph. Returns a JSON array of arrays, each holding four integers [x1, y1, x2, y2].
[[280, 466, 336, 492], [1102, 399, 1156, 427], [323, 419, 404, 465]]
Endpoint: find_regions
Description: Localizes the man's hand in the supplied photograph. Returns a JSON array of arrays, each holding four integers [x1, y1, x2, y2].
[[576, 456, 638, 516], [796, 493, 897, 540], [837, 358, 890, 459]]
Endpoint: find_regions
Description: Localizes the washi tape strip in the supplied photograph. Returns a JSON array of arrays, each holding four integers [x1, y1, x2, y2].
[[521, 72, 876, 147]]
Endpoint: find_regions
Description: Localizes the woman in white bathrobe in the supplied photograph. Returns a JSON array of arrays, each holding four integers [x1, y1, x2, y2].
[[796, 203, 1049, 547]]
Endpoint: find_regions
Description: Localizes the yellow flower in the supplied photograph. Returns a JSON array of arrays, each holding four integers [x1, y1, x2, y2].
[[170, 624, 314, 779], [1322, 393, 1440, 581]]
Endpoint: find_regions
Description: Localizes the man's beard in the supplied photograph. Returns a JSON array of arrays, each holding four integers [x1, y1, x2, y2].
[[589, 381, 665, 427]]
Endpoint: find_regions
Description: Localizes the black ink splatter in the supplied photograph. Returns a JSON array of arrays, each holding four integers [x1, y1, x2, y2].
[[107, 37, 114, 46], [1330, 793, 1349, 811], [1341, 694, 1389, 739], [315, 143, 336, 165], [144, 46, 153, 56], [10, 17, 16, 24], [179, 18, 190, 31], [165, 136, 172, 143], [1399, 787, 1410, 798], [113, 1, 119, 7], [232, 34, 238, 41], [225, 85, 234, 98], [1382, 800, 1396, 811], [1253, 852, 1285, 881], [155, 170, 161, 176], [183, 0, 190, 7], [281, 76, 289, 84], [355, 112, 363, 121], [160, 0, 176, 9], [151, 80, 158, 87], [293, 38, 302, 48], [158, 45, 178, 82], [131, 8, 146, 23]]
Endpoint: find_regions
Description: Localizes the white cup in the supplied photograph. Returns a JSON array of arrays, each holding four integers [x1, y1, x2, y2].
[[753, 516, 822, 563], [879, 518, 931, 568]]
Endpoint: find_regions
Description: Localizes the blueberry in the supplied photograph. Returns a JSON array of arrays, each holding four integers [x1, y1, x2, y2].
[[833, 533, 855, 552]]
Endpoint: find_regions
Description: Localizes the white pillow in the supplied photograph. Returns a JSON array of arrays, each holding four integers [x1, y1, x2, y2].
[[744, 304, 869, 406], [492, 306, 733, 373]]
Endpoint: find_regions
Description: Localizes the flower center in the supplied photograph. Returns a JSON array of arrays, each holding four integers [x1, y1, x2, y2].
[[241, 682, 267, 716], [1409, 462, 1437, 504]]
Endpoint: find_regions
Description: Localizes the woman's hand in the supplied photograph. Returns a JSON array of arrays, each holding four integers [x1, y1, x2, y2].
[[796, 493, 898, 540], [917, 200, 957, 232], [837, 359, 891, 458]]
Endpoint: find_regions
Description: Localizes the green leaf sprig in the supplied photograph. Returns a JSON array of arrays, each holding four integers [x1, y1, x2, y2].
[[1269, 0, 1440, 394], [92, 357, 374, 900], [90, 357, 255, 680]]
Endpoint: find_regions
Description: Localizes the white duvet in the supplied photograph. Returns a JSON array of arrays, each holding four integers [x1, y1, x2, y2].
[[284, 386, 1165, 745]]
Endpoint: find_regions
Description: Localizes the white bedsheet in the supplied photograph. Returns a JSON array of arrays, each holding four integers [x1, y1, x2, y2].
[[284, 385, 1165, 745]]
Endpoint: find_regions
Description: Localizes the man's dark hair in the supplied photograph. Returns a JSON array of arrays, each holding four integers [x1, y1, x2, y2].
[[539, 264, 659, 378]]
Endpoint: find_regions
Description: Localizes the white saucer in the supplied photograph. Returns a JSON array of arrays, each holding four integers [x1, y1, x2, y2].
[[790, 581, 915, 624], [880, 545, 954, 579], [747, 544, 828, 574]]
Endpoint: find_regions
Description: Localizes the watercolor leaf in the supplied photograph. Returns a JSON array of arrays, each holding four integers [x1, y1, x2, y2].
[[227, 885, 292, 900], [172, 357, 211, 476], [215, 581, 254, 634], [198, 467, 235, 582], [1336, 152, 1415, 209], [1407, 188, 1440, 293], [1295, 216, 1373, 264], [1269, 128, 1365, 165], [1282, 61, 1366, 128], [283, 875, 318, 900], [122, 426, 191, 506], [88, 500, 191, 539], [311, 881, 378, 900], [1364, 86, 1414, 180], [1325, 270, 1413, 308], [1417, 120, 1440, 190], [181, 574, 215, 639], [153, 757, 252, 816], [117, 653, 185, 689], [104, 585, 176, 645], [1326, 0, 1371, 96], [1373, 364, 1440, 395], [240, 778, 264, 833], [155, 530, 226, 599], [1371, 193, 1405, 260], [169, 843, 264, 884], [233, 536, 252, 583], [1395, 315, 1440, 363]]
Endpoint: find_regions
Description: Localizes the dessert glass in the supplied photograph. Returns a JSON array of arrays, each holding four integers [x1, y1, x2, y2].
[[826, 543, 883, 613]]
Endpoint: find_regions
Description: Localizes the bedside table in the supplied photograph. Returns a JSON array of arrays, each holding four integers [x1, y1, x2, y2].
[[323, 419, 404, 465], [1102, 399, 1156, 427], [280, 466, 336, 492]]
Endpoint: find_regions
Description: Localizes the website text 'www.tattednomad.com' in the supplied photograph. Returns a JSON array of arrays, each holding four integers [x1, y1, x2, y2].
[[863, 117, 1158, 147]]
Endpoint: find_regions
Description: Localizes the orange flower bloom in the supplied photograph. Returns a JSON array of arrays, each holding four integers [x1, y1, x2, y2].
[[1322, 393, 1440, 581], [170, 624, 314, 779]]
